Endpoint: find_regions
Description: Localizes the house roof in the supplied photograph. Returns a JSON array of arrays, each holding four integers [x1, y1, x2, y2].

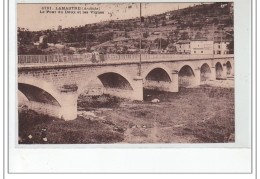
[[191, 38, 211, 41], [176, 40, 191, 44]]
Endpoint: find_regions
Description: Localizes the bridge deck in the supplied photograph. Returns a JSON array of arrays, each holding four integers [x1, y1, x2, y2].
[[18, 54, 234, 68]]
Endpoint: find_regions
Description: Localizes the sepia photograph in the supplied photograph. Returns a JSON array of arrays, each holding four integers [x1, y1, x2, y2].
[[17, 2, 235, 144]]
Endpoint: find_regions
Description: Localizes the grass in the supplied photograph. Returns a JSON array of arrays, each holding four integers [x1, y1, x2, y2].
[[18, 85, 235, 144], [168, 87, 235, 143], [77, 94, 124, 110], [19, 110, 124, 144], [173, 112, 234, 143]]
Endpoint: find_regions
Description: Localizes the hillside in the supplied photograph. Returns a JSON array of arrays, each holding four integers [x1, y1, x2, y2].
[[18, 2, 234, 55]]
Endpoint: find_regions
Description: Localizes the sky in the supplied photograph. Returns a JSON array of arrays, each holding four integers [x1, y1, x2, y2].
[[17, 3, 202, 31]]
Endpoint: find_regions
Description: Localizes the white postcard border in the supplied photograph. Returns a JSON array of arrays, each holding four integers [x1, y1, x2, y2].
[[7, 0, 253, 173]]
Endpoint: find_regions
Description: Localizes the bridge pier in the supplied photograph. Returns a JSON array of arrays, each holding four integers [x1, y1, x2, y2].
[[231, 68, 234, 76], [169, 71, 179, 92], [231, 63, 234, 76], [132, 76, 144, 101], [222, 64, 228, 79], [26, 101, 62, 118], [193, 68, 201, 86], [210, 67, 216, 81], [227, 69, 233, 77], [59, 85, 78, 121]]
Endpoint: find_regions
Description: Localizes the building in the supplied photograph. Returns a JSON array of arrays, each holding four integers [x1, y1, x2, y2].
[[165, 12, 171, 21], [175, 40, 191, 54], [57, 25, 62, 31], [175, 40, 229, 55], [213, 41, 229, 54], [190, 40, 214, 54], [39, 35, 48, 44]]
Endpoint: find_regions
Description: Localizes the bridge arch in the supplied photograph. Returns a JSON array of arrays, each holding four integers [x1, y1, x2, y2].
[[178, 65, 195, 87], [200, 63, 211, 82], [18, 76, 63, 105], [145, 68, 171, 82], [18, 76, 64, 118], [142, 64, 177, 92], [143, 64, 173, 82], [18, 90, 29, 105], [18, 83, 61, 106], [215, 62, 224, 79], [77, 68, 141, 100], [226, 61, 232, 75], [78, 69, 135, 95], [97, 72, 133, 90]]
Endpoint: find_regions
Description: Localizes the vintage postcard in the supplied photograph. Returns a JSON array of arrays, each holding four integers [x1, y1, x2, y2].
[[17, 2, 235, 144], [5, 0, 255, 175]]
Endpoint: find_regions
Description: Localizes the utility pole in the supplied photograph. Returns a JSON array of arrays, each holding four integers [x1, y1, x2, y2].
[[212, 23, 215, 57], [221, 28, 223, 55], [138, 3, 142, 76], [160, 33, 162, 51]]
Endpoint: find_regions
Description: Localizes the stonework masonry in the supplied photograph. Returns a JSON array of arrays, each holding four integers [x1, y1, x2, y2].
[[18, 57, 234, 120]]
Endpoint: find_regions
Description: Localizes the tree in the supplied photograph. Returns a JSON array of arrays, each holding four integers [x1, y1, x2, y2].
[[195, 32, 203, 39], [86, 34, 97, 42], [98, 32, 113, 43], [213, 18, 219, 25], [133, 22, 137, 28], [174, 29, 180, 39], [124, 30, 130, 38], [18, 29, 32, 45], [162, 21, 166, 26], [168, 31, 174, 43], [48, 33, 59, 44], [154, 38, 169, 49], [122, 46, 128, 54], [18, 45, 26, 55], [155, 18, 159, 27], [143, 31, 149, 38], [31, 47, 44, 54], [224, 18, 233, 26], [180, 32, 189, 40], [39, 37, 48, 49], [227, 40, 234, 54]]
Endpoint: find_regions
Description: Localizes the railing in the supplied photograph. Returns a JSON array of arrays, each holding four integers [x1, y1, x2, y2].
[[18, 54, 92, 64], [18, 54, 234, 66]]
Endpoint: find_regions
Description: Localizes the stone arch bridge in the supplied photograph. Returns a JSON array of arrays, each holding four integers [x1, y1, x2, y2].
[[18, 54, 234, 120]]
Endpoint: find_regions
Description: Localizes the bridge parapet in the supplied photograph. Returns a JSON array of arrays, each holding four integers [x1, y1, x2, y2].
[[18, 54, 234, 67]]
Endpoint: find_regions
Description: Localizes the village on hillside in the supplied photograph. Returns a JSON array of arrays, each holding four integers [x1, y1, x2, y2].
[[18, 2, 234, 56]]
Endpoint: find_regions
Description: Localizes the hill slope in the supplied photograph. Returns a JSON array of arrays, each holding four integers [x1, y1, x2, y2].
[[18, 2, 234, 55]]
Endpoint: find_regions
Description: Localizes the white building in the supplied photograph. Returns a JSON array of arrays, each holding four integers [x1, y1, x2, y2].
[[190, 40, 214, 55], [175, 40, 229, 55], [214, 42, 229, 55], [39, 35, 47, 44], [165, 12, 171, 21]]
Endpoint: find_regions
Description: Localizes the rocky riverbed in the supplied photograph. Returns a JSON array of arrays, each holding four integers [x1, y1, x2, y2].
[[18, 79, 234, 144]]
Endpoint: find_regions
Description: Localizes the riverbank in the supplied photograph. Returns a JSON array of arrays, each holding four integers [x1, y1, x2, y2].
[[18, 80, 234, 144]]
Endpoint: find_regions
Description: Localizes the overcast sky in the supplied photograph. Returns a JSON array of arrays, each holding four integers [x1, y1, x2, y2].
[[17, 3, 202, 31]]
